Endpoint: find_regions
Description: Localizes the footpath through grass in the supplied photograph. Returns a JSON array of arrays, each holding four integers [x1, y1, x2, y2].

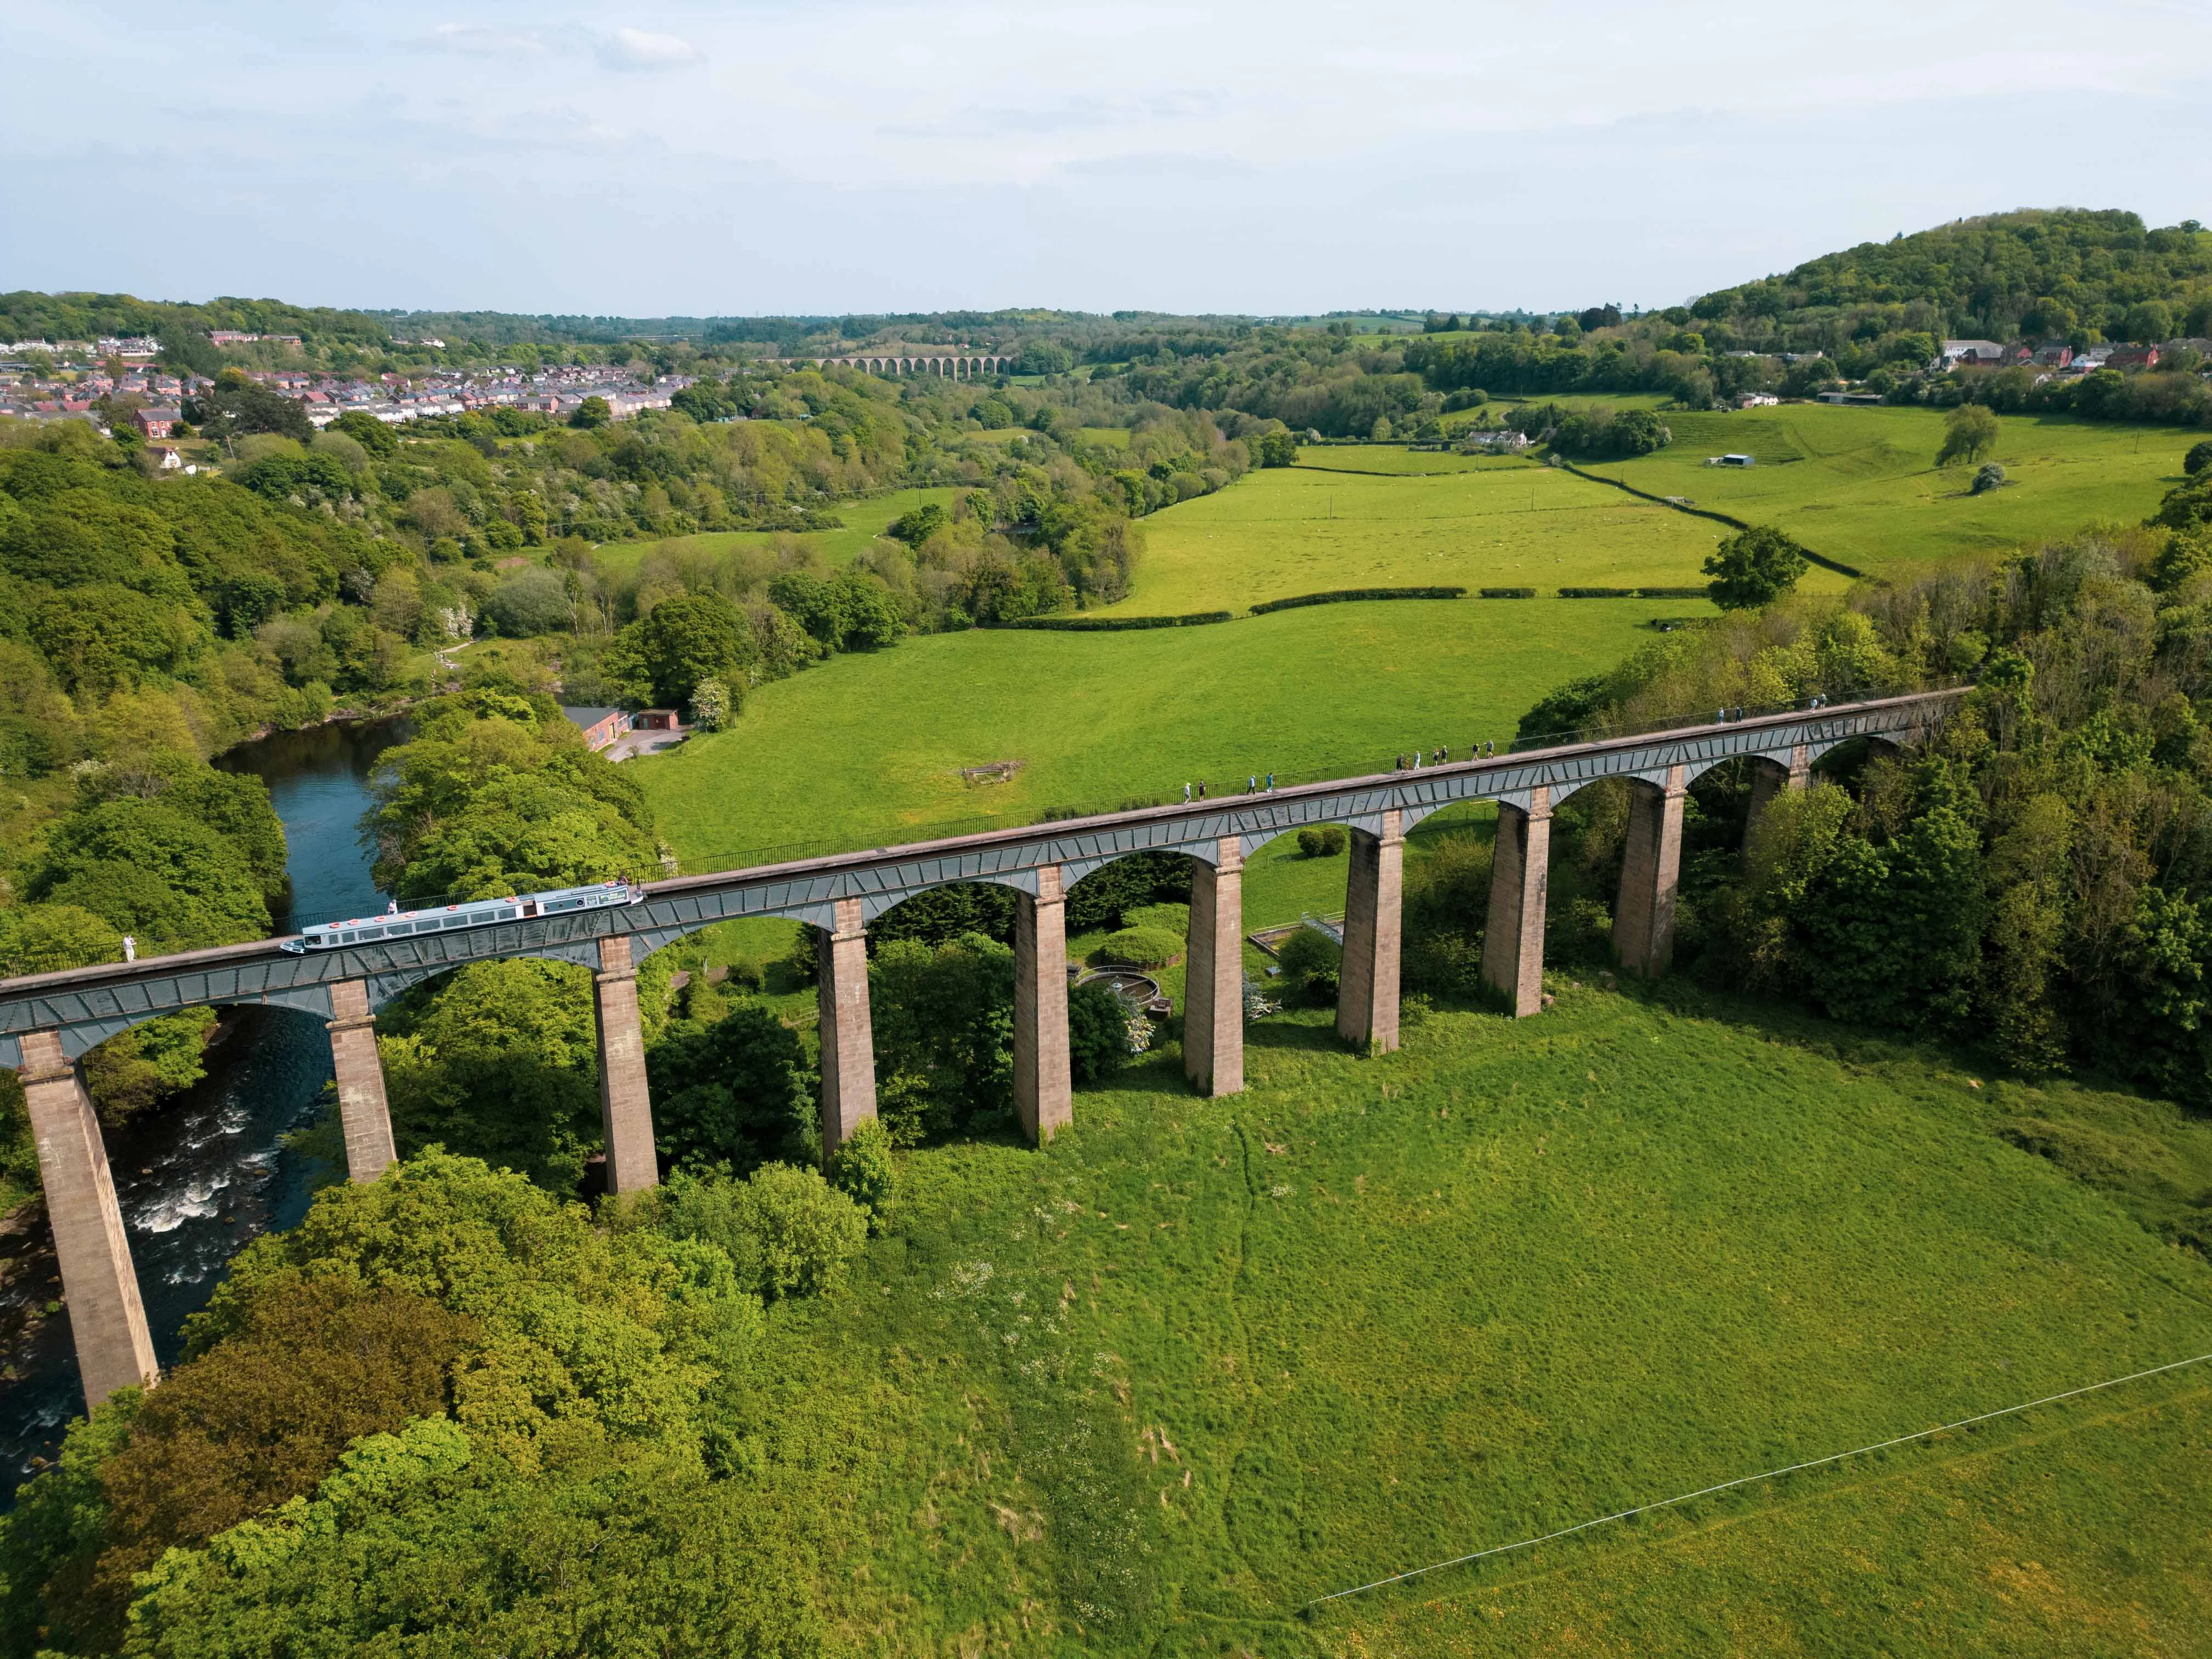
[[748, 987, 2212, 1655], [1583, 405, 2200, 579]]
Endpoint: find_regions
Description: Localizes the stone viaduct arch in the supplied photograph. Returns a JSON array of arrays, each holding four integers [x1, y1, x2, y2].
[[0, 692, 1956, 1407]]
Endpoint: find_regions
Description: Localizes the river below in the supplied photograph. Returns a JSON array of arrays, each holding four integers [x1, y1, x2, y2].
[[0, 717, 406, 1499]]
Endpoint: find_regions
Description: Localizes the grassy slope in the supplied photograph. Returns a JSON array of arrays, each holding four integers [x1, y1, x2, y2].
[[594, 485, 966, 578], [1582, 406, 2200, 578], [634, 603, 1647, 872], [1102, 464, 1733, 614], [751, 990, 2212, 1656]]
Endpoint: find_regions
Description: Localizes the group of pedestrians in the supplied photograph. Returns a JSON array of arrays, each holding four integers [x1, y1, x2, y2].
[[1393, 741, 1498, 771], [1173, 741, 1513, 807], [1182, 773, 1278, 803]]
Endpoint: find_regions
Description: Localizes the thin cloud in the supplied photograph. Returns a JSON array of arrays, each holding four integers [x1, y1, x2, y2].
[[420, 22, 551, 57], [601, 27, 700, 70]]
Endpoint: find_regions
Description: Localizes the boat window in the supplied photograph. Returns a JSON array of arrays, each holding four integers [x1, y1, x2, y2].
[[444, 915, 470, 928], [340, 932, 356, 944], [359, 927, 384, 941], [495, 908, 517, 921]]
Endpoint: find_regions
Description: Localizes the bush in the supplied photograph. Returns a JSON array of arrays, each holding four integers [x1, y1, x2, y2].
[[1972, 462, 2007, 494], [652, 1163, 867, 1300], [1297, 826, 1349, 857], [1479, 586, 1537, 598], [1121, 901, 1189, 935], [997, 612, 1232, 631], [1099, 926, 1182, 967], [1068, 978, 1138, 1082], [1249, 586, 1465, 614], [2184, 439, 2212, 477], [825, 1117, 896, 1230], [482, 566, 572, 636], [1274, 927, 1341, 1003]]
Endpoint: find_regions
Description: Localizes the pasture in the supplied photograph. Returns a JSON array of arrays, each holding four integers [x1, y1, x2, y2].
[[752, 988, 2212, 1654], [1101, 464, 1734, 615], [594, 484, 965, 578], [634, 598, 1654, 874], [1582, 405, 2198, 578]]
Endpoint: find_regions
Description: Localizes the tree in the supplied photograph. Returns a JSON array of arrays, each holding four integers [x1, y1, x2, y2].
[[1068, 978, 1137, 1083], [1703, 524, 1810, 611], [1936, 402, 2000, 466], [185, 376, 314, 446], [2123, 300, 2174, 344], [689, 676, 734, 730], [330, 409, 398, 456], [608, 591, 754, 708], [647, 1003, 811, 1172], [2185, 439, 2212, 477], [825, 1116, 897, 1228], [1972, 462, 2006, 494], [569, 395, 612, 429], [887, 501, 948, 544], [482, 566, 572, 636]]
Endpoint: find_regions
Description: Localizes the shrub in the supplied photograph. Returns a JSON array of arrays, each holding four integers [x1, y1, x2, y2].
[[1274, 927, 1341, 1003], [1297, 826, 1349, 857], [1971, 462, 2007, 494], [1249, 586, 1464, 614], [1479, 586, 1537, 598], [826, 1117, 897, 1230], [1099, 926, 1182, 967], [653, 1164, 867, 1300], [2184, 439, 2212, 476], [1068, 978, 1137, 1082], [1121, 902, 1189, 935]]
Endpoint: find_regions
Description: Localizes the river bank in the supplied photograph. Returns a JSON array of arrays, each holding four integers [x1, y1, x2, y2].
[[0, 715, 408, 1500]]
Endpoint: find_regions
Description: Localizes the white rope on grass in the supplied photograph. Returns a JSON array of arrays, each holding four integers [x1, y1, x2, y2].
[[1305, 1347, 2212, 1611]]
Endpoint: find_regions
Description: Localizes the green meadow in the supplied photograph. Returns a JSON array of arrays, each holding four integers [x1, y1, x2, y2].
[[1582, 405, 2200, 578], [595, 484, 966, 578], [1102, 464, 1734, 615], [611, 410, 2212, 1648], [635, 600, 1644, 872], [748, 989, 2212, 1655]]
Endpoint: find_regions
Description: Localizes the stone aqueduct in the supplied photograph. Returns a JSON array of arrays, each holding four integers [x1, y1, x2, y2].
[[0, 691, 1960, 1407], [807, 355, 1009, 378]]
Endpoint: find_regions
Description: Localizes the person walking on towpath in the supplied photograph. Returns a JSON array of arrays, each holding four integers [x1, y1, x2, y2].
[[1183, 783, 1192, 803], [1249, 775, 1257, 793], [1266, 772, 1274, 791]]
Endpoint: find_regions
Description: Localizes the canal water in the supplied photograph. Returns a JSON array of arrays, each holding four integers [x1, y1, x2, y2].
[[0, 717, 407, 1499]]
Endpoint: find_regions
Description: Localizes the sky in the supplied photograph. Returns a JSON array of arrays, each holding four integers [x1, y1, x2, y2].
[[4, 0, 2210, 319]]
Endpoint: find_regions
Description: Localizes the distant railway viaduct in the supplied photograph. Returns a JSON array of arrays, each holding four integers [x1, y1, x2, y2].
[[1, 690, 1961, 1408], [805, 354, 1009, 377]]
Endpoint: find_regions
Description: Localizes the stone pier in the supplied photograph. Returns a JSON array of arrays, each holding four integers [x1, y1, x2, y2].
[[16, 1031, 157, 1407], [1615, 768, 1688, 978], [325, 979, 397, 1182], [1744, 745, 1810, 843], [817, 896, 878, 1152], [1481, 791, 1553, 1017], [1183, 838, 1245, 1097], [1336, 809, 1404, 1054], [593, 934, 658, 1194], [1013, 865, 1072, 1143]]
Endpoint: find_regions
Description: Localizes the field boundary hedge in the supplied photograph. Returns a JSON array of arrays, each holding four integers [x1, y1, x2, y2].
[[1559, 585, 1713, 599], [995, 611, 1234, 631], [1479, 586, 1537, 598], [1250, 586, 1466, 614], [1554, 459, 1867, 579]]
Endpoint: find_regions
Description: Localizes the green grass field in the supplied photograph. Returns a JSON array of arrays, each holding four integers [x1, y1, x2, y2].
[[635, 601, 1649, 872], [594, 486, 966, 578], [1582, 405, 2199, 578], [744, 988, 2212, 1655], [613, 411, 2212, 1648], [1104, 464, 1736, 615]]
